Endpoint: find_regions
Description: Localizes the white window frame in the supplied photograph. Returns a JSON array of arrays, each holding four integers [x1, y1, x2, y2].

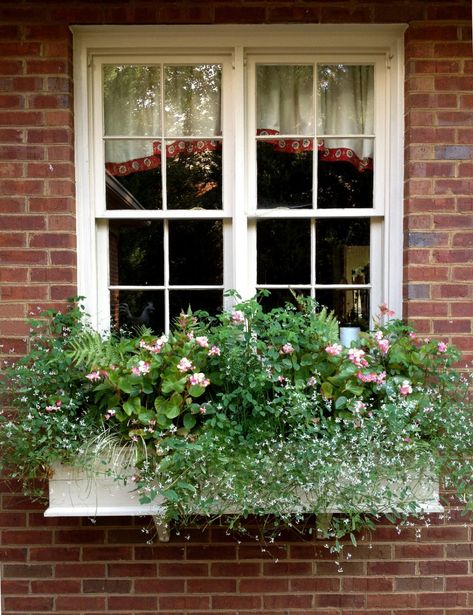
[[72, 24, 406, 330]]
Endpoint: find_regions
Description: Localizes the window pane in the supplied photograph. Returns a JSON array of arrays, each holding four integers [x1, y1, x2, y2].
[[164, 65, 221, 137], [105, 140, 162, 210], [109, 220, 164, 286], [317, 138, 373, 209], [170, 290, 223, 323], [316, 288, 370, 329], [169, 220, 223, 285], [166, 139, 222, 210], [257, 141, 313, 209], [316, 218, 370, 285], [111, 290, 165, 334], [317, 65, 374, 136], [257, 219, 310, 285], [103, 65, 161, 137], [258, 289, 310, 312], [256, 65, 313, 135]]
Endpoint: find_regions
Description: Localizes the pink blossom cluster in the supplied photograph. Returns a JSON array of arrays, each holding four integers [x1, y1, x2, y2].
[[45, 400, 62, 413], [177, 357, 194, 373], [131, 360, 150, 376], [231, 310, 245, 325], [374, 331, 390, 354], [208, 345, 221, 357], [195, 336, 209, 348], [85, 370, 102, 381], [325, 343, 342, 356], [437, 341, 448, 353], [188, 372, 210, 387], [139, 335, 168, 354], [280, 342, 294, 355], [104, 408, 116, 420], [399, 380, 413, 396], [348, 348, 369, 368], [357, 371, 386, 385]]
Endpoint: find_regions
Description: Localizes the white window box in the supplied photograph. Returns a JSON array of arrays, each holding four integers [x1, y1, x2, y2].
[[45, 462, 443, 541]]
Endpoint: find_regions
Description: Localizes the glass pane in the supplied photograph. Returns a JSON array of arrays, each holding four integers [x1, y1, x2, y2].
[[257, 289, 310, 313], [316, 289, 370, 330], [105, 140, 162, 210], [257, 219, 310, 285], [103, 65, 161, 137], [257, 141, 313, 209], [317, 138, 373, 209], [316, 218, 370, 285], [166, 139, 222, 210], [256, 65, 313, 135], [317, 65, 374, 136], [109, 220, 164, 286], [169, 220, 223, 285], [164, 65, 221, 137], [170, 290, 223, 323], [111, 290, 165, 334]]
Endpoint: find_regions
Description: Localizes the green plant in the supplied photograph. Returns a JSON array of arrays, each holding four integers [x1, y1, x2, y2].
[[1, 294, 472, 549]]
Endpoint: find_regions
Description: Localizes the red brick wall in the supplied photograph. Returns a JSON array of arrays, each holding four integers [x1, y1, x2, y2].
[[1, 1, 473, 613]]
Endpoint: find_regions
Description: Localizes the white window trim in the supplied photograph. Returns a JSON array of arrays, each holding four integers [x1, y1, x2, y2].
[[72, 24, 406, 330]]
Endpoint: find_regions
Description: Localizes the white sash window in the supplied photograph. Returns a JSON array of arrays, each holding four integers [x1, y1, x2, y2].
[[73, 26, 404, 331]]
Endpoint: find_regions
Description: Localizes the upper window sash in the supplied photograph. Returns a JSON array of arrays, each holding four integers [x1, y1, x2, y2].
[[246, 54, 387, 218], [91, 54, 234, 219]]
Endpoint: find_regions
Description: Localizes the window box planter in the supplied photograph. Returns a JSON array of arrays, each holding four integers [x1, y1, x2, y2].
[[45, 462, 443, 541]]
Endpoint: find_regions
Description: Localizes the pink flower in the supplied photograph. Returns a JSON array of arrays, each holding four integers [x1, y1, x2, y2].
[[177, 357, 194, 373], [196, 336, 209, 348], [231, 310, 245, 325], [281, 343, 294, 355], [277, 375, 286, 384], [325, 343, 342, 356], [86, 370, 101, 381], [348, 348, 368, 368], [437, 341, 448, 353], [104, 408, 116, 420], [357, 371, 378, 383], [45, 400, 62, 413], [199, 406, 207, 415], [188, 372, 210, 387], [423, 406, 434, 414], [208, 345, 221, 357], [131, 360, 150, 376], [399, 380, 413, 396], [307, 376, 317, 387], [379, 303, 395, 318], [377, 338, 390, 354]]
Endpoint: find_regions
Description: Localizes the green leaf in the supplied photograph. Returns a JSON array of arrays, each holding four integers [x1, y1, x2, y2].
[[320, 381, 333, 399], [188, 384, 205, 398], [165, 402, 182, 419], [335, 396, 347, 410], [183, 413, 197, 431]]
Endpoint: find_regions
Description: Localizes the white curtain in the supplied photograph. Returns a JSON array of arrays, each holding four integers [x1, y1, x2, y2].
[[257, 64, 374, 164]]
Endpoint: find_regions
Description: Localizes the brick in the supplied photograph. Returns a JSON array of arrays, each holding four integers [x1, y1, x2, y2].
[[2, 530, 52, 545], [27, 128, 72, 144], [264, 594, 314, 609], [453, 232, 473, 247], [343, 577, 393, 592], [1, 286, 48, 301], [0, 94, 24, 109], [0, 547, 28, 562], [29, 233, 75, 248], [214, 6, 267, 23], [134, 578, 185, 593], [433, 284, 470, 299], [107, 562, 157, 577], [212, 595, 261, 610], [0, 61, 22, 75], [210, 562, 260, 577], [395, 576, 444, 591], [82, 546, 133, 561], [435, 145, 473, 160], [405, 266, 448, 282], [4, 596, 53, 611], [0, 145, 44, 161], [3, 564, 52, 578], [434, 42, 472, 57], [31, 579, 81, 593], [0, 111, 43, 127], [187, 578, 237, 593], [83, 579, 132, 593], [0, 234, 26, 248], [0, 179, 44, 195], [407, 232, 448, 248], [186, 544, 237, 560], [367, 593, 416, 608], [367, 561, 416, 575], [108, 596, 158, 610], [0, 249, 47, 265], [159, 562, 209, 577], [26, 60, 68, 75], [29, 547, 80, 562], [54, 563, 106, 578], [56, 596, 106, 611], [420, 593, 467, 607], [27, 162, 73, 178], [30, 94, 71, 110]]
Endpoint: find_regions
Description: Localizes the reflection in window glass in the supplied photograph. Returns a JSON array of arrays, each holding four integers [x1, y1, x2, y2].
[[105, 140, 162, 210], [111, 290, 165, 334], [103, 65, 161, 137], [256, 65, 313, 135], [109, 220, 164, 286], [316, 218, 370, 285], [317, 65, 374, 136], [169, 220, 223, 285], [164, 65, 221, 137], [257, 219, 310, 285], [257, 143, 313, 209], [170, 291, 223, 324], [316, 288, 370, 330], [166, 141, 222, 210]]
